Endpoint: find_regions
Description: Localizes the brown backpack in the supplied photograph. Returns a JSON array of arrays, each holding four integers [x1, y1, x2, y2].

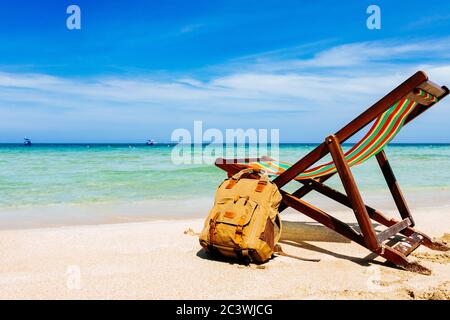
[[199, 168, 282, 263]]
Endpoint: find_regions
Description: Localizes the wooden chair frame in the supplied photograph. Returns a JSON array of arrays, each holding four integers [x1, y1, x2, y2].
[[215, 71, 449, 274]]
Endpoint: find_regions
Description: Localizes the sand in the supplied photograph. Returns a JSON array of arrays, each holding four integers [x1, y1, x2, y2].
[[0, 207, 449, 299]]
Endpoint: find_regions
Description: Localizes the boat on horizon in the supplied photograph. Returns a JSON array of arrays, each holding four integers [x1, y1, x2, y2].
[[146, 139, 156, 146], [23, 138, 32, 146]]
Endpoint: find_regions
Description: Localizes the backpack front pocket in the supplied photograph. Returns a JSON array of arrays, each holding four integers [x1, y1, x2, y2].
[[209, 197, 258, 247]]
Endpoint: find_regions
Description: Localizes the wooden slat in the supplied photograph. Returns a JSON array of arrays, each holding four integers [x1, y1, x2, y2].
[[405, 81, 446, 105], [418, 81, 446, 97], [404, 85, 449, 125], [392, 233, 423, 256], [377, 218, 411, 243], [405, 92, 434, 106]]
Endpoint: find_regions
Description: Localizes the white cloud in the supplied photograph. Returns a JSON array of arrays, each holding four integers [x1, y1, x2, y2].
[[1, 37, 449, 142], [223, 38, 450, 73]]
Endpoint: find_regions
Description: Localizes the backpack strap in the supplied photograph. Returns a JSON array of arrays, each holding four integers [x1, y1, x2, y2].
[[234, 249, 251, 262], [225, 168, 253, 188], [274, 214, 282, 244], [227, 168, 270, 191], [234, 215, 247, 246], [225, 179, 237, 189], [253, 170, 269, 192], [230, 168, 255, 180], [274, 244, 321, 262], [255, 181, 267, 192], [208, 212, 220, 242]]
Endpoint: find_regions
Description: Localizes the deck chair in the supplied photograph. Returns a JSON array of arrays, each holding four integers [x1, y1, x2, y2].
[[215, 71, 449, 274]]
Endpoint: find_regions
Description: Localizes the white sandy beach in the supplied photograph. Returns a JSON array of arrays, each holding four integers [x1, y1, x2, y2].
[[0, 205, 449, 300]]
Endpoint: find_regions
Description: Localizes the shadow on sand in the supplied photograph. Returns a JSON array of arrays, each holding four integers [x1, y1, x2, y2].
[[196, 220, 399, 269], [280, 220, 403, 269]]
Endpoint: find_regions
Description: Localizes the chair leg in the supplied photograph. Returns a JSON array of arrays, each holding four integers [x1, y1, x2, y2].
[[299, 178, 449, 252], [380, 246, 431, 275], [376, 150, 415, 226], [326, 135, 380, 251]]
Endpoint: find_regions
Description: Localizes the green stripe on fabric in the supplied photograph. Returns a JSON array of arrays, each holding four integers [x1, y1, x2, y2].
[[344, 103, 398, 162], [353, 101, 417, 164], [300, 100, 406, 177], [296, 103, 400, 178], [346, 100, 410, 165]]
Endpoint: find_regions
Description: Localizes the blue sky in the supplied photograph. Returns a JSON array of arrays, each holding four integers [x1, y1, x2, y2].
[[1, 0, 450, 142]]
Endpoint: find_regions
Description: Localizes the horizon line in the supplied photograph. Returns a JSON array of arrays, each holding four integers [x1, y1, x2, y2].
[[1, 142, 450, 145]]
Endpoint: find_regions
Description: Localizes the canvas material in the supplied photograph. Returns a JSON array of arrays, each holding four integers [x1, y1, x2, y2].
[[199, 170, 283, 263]]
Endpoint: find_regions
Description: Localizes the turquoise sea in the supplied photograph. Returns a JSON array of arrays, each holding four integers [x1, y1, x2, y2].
[[0, 143, 449, 212]]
